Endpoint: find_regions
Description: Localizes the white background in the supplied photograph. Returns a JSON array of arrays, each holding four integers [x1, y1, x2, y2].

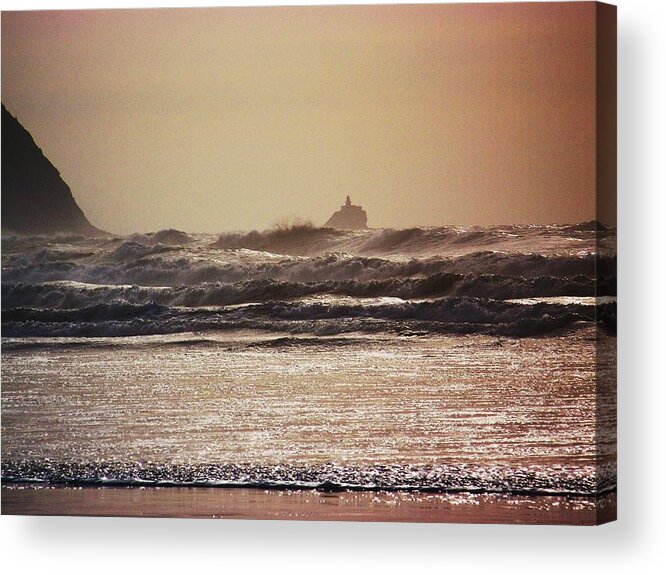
[[0, 0, 664, 573]]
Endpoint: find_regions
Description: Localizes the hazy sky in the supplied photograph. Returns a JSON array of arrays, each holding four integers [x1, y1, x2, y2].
[[2, 3, 597, 234]]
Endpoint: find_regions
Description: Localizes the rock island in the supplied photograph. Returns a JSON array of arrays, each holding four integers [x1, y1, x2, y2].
[[324, 196, 368, 229]]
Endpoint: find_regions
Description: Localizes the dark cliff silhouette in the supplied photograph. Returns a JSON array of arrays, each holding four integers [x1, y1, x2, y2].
[[2, 104, 102, 235], [324, 195, 368, 229]]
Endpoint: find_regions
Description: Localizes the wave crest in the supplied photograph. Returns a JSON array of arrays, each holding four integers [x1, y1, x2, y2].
[[3, 248, 612, 287], [2, 273, 613, 311], [1, 296, 615, 338], [128, 228, 195, 245]]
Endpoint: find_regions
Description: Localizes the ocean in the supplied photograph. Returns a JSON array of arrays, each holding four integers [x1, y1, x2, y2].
[[1, 223, 616, 520]]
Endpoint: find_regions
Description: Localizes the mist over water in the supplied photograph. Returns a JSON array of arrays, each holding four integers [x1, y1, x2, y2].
[[1, 223, 616, 495]]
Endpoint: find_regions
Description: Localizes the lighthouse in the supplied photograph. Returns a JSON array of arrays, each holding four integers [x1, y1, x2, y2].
[[324, 196, 368, 229]]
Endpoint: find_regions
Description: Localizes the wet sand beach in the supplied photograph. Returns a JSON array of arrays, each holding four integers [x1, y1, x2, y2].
[[1, 485, 616, 525]]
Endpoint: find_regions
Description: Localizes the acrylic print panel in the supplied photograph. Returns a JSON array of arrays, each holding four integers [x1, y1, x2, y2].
[[0, 2, 616, 525]]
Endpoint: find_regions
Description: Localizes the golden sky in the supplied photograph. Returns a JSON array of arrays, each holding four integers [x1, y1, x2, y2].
[[2, 3, 597, 233]]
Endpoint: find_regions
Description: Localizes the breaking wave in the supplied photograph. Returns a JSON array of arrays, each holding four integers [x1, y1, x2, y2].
[[214, 224, 345, 256], [2, 273, 613, 311], [214, 222, 615, 257], [2, 225, 616, 340], [3, 246, 613, 287], [128, 228, 195, 245], [1, 296, 616, 338]]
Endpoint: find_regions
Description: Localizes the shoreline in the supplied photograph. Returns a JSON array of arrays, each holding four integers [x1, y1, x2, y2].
[[1, 484, 616, 525]]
